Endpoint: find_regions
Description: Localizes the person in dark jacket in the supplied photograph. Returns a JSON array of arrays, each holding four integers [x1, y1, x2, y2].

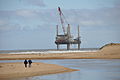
[[28, 59, 32, 67], [24, 59, 28, 68]]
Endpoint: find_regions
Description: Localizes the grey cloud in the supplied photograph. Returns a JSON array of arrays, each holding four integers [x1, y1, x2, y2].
[[63, 5, 120, 27], [25, 0, 46, 7], [0, 23, 21, 32], [0, 1, 120, 32]]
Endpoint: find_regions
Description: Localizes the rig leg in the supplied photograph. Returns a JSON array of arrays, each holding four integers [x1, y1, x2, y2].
[[67, 44, 70, 50], [78, 43, 80, 50], [57, 44, 59, 50]]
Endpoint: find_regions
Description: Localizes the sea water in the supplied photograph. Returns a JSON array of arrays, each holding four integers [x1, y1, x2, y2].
[[0, 48, 98, 54], [0, 59, 120, 80]]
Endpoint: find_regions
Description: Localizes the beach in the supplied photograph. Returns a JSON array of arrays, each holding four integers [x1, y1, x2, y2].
[[0, 43, 120, 79]]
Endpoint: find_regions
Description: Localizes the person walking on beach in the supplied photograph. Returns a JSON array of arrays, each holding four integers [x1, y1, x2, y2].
[[28, 59, 32, 67], [24, 59, 28, 68]]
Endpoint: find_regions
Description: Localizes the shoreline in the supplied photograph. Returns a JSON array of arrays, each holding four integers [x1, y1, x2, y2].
[[0, 43, 120, 60]]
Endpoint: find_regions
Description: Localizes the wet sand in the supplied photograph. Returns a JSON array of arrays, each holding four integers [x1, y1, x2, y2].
[[0, 62, 78, 79]]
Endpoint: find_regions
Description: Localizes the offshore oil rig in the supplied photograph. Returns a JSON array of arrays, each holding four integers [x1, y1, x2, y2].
[[55, 7, 81, 50]]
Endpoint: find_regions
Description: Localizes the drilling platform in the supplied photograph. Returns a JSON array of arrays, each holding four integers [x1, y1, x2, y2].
[[55, 7, 81, 50]]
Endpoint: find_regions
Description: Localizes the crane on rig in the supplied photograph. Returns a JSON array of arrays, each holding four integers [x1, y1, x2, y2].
[[58, 7, 67, 35], [55, 7, 81, 50]]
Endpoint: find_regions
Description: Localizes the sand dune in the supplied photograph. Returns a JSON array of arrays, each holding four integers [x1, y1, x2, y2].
[[99, 43, 120, 55], [95, 43, 120, 59]]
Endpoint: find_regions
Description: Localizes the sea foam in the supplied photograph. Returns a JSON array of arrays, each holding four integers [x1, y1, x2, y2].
[[8, 50, 97, 54]]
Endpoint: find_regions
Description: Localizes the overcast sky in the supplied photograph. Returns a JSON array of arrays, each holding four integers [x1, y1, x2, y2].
[[0, 0, 120, 50]]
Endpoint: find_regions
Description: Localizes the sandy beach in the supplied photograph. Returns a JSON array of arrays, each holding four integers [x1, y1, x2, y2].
[[0, 62, 78, 79]]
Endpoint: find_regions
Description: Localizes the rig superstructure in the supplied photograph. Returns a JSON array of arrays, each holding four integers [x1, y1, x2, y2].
[[55, 7, 81, 50]]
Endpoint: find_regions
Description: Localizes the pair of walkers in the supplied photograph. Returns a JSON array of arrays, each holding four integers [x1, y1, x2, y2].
[[24, 59, 32, 68]]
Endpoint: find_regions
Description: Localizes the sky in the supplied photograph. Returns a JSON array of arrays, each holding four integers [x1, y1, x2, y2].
[[0, 0, 120, 50]]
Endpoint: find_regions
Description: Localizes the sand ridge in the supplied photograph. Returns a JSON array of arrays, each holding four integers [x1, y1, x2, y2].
[[0, 62, 78, 79]]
